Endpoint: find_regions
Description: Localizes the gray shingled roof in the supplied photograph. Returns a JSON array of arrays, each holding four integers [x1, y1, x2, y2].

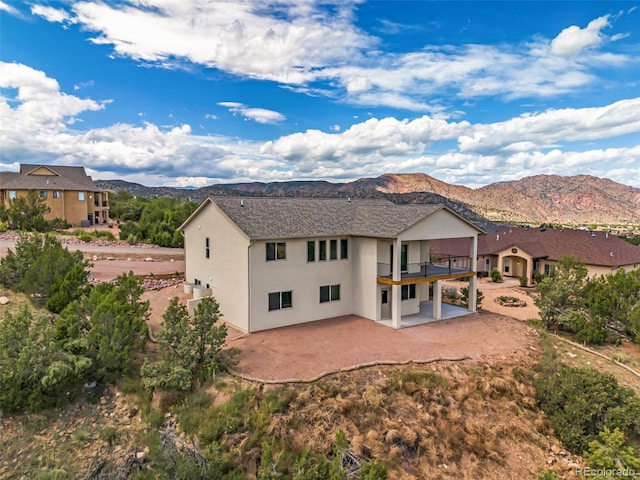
[[0, 164, 102, 191], [184, 197, 478, 240]]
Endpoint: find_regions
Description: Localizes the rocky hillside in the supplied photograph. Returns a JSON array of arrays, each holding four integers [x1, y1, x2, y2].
[[96, 173, 640, 226]]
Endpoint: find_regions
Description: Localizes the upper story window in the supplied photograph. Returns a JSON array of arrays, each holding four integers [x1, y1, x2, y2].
[[78, 191, 86, 201], [266, 242, 286, 261], [310, 238, 348, 262], [205, 237, 210, 259], [330, 239, 338, 260], [318, 240, 327, 261], [40, 191, 48, 199], [9, 190, 17, 200], [340, 239, 348, 259], [53, 191, 61, 199]]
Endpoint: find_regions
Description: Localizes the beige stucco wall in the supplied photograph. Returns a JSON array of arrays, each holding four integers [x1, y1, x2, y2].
[[351, 237, 378, 321], [183, 202, 250, 332], [249, 237, 354, 332], [496, 247, 534, 279], [399, 209, 480, 241]]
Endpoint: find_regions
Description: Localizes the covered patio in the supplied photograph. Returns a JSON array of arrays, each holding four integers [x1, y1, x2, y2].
[[378, 300, 471, 328]]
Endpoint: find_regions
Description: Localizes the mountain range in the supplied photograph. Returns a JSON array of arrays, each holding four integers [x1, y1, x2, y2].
[[96, 173, 640, 227]]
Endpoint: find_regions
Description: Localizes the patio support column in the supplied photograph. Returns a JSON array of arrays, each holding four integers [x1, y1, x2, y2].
[[392, 238, 402, 329], [432, 280, 442, 320], [468, 235, 478, 312]]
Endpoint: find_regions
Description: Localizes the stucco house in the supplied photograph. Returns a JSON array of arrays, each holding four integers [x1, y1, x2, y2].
[[179, 197, 484, 333], [0, 164, 109, 227], [431, 226, 640, 281]]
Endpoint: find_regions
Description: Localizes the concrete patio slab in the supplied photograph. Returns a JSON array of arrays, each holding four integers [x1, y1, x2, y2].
[[226, 312, 538, 382]]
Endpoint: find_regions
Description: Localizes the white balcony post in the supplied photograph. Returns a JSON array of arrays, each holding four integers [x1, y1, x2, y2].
[[392, 238, 402, 329], [433, 280, 442, 319], [468, 235, 478, 312]]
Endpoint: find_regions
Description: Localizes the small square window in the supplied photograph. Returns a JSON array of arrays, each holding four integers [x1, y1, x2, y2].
[[401, 284, 416, 300], [320, 284, 340, 303], [266, 242, 286, 261], [9, 190, 17, 200], [78, 192, 85, 201], [269, 291, 292, 311], [53, 191, 61, 199], [40, 190, 48, 199]]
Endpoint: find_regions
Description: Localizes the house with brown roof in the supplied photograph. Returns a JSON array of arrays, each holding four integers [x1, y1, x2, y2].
[[179, 197, 484, 332], [430, 226, 640, 282], [0, 164, 109, 227]]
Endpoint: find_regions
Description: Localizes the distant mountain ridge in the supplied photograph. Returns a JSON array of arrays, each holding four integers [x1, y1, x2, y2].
[[96, 173, 640, 225]]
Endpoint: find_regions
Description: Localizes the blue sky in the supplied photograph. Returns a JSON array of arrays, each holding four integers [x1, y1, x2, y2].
[[1, 1, 640, 188]]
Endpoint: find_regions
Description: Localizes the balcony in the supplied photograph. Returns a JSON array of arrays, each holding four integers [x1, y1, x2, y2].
[[377, 255, 473, 284]]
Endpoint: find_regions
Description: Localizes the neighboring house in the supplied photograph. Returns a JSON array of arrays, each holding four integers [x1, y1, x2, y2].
[[0, 164, 109, 227], [179, 197, 483, 333], [431, 226, 640, 281]]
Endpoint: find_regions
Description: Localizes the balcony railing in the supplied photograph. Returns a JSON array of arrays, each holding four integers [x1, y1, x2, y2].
[[377, 255, 471, 280]]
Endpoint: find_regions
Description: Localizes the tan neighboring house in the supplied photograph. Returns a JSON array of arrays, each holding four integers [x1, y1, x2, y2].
[[179, 197, 484, 333], [0, 164, 109, 227], [431, 226, 640, 281]]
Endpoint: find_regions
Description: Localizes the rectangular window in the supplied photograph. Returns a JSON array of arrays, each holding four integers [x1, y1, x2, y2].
[[330, 284, 340, 301], [40, 190, 48, 199], [330, 239, 338, 260], [401, 284, 416, 300], [9, 190, 16, 200], [78, 191, 85, 201], [319, 240, 327, 261], [401, 244, 408, 271], [205, 237, 210, 259], [544, 264, 551, 275], [320, 284, 340, 303], [269, 291, 292, 311], [503, 259, 510, 273], [340, 239, 348, 259], [53, 191, 61, 199], [268, 292, 280, 311], [307, 240, 315, 262], [266, 242, 286, 261]]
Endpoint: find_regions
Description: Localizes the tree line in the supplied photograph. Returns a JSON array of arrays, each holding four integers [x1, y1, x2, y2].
[[0, 234, 226, 413]]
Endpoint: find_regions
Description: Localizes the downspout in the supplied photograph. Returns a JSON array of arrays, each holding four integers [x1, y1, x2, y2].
[[248, 240, 254, 333]]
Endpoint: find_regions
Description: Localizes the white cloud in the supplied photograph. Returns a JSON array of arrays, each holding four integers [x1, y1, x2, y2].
[[31, 2, 631, 112], [551, 15, 610, 57], [2, 61, 639, 188], [31, 5, 72, 24], [458, 98, 640, 154], [69, 0, 371, 84], [218, 101, 285, 124], [0, 1, 20, 16]]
